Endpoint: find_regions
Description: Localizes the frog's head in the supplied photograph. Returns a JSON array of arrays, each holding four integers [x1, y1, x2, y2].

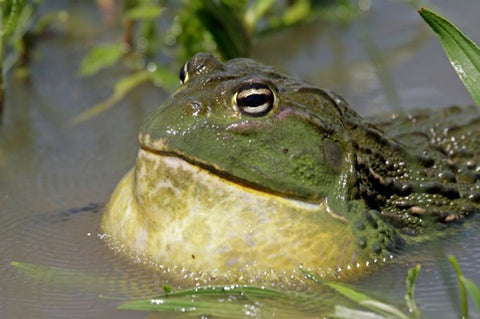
[[139, 53, 357, 205]]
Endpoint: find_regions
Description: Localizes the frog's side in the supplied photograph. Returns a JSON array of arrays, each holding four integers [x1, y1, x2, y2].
[[102, 53, 480, 286], [362, 106, 480, 232]]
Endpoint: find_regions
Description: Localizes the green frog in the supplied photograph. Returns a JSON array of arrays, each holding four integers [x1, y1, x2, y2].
[[102, 53, 480, 285]]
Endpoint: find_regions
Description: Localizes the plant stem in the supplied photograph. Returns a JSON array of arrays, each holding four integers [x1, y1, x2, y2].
[[449, 256, 469, 318], [0, 4, 5, 123]]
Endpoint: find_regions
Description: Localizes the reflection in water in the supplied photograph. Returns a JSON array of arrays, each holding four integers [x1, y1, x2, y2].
[[1, 1, 480, 318]]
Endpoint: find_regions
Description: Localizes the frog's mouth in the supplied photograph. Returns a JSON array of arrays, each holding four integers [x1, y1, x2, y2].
[[139, 133, 289, 202], [138, 132, 329, 204], [138, 135, 350, 224]]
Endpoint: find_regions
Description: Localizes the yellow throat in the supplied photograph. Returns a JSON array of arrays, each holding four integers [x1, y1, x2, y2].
[[101, 148, 365, 286]]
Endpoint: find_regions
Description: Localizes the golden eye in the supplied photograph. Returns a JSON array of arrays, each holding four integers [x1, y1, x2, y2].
[[235, 83, 274, 117]]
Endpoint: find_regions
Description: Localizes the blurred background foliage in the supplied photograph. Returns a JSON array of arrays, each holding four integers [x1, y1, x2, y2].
[[0, 0, 66, 122], [1, 0, 379, 123], [7, 0, 477, 124], [73, 0, 373, 122]]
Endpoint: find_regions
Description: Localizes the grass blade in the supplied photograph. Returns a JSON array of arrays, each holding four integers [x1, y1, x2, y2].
[[419, 8, 480, 106], [80, 43, 126, 76], [301, 268, 408, 318], [72, 70, 152, 124], [404, 264, 421, 318], [360, 300, 410, 319], [334, 305, 386, 319], [460, 276, 480, 312], [119, 298, 252, 318], [449, 256, 469, 318]]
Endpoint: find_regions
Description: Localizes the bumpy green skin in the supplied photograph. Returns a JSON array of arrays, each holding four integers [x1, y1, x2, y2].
[[142, 52, 480, 231], [105, 53, 480, 283]]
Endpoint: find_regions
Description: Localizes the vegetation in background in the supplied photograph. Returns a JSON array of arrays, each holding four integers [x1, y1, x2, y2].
[[0, 0, 66, 123], [73, 0, 365, 123], [419, 8, 480, 106]]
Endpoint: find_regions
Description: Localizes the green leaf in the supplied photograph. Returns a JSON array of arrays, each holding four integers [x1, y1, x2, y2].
[[118, 285, 315, 317], [360, 300, 410, 319], [3, 0, 24, 37], [282, 0, 310, 26], [125, 4, 164, 20], [244, 0, 276, 32], [449, 256, 469, 318], [72, 70, 152, 124], [404, 264, 421, 318], [460, 276, 480, 311], [119, 298, 250, 317], [79, 43, 125, 76], [301, 268, 372, 304], [419, 8, 480, 106], [196, 0, 250, 59], [334, 305, 386, 319], [301, 268, 409, 318]]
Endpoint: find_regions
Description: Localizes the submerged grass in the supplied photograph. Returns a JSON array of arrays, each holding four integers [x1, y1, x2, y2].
[[111, 257, 477, 318], [10, 256, 480, 317]]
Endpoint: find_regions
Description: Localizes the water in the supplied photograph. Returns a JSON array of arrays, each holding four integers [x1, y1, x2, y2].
[[1, 1, 480, 318]]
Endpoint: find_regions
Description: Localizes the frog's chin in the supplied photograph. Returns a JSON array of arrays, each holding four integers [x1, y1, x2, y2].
[[101, 148, 373, 287]]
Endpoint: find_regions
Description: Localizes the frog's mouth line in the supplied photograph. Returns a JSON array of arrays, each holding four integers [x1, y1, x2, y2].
[[139, 144, 323, 205]]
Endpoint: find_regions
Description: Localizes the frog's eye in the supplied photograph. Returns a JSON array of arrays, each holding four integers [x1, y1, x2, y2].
[[235, 83, 274, 117], [179, 62, 189, 84]]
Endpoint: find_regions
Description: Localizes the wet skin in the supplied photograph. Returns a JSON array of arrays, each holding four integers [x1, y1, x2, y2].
[[102, 53, 480, 285]]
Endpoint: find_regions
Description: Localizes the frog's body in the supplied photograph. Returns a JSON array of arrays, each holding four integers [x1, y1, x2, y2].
[[102, 53, 480, 285]]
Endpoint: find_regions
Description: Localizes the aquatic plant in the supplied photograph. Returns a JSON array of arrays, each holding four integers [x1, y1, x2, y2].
[[113, 257, 479, 317], [0, 0, 65, 123], [10, 256, 480, 317], [419, 8, 480, 106]]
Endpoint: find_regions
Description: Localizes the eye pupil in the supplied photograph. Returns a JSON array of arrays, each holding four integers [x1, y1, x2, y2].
[[236, 83, 274, 117], [242, 94, 267, 107]]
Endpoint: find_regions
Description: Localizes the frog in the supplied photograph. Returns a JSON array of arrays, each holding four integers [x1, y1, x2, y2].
[[101, 53, 480, 286]]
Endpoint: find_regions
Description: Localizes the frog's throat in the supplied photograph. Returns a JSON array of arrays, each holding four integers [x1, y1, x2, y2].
[[101, 148, 379, 286]]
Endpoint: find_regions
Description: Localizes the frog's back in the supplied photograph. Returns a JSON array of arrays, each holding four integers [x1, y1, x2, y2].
[[373, 105, 480, 167], [364, 105, 480, 229]]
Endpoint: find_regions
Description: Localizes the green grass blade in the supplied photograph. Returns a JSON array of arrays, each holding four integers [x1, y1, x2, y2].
[[244, 0, 276, 32], [404, 264, 421, 318], [300, 268, 371, 303], [125, 4, 164, 20], [419, 8, 480, 106], [196, 0, 250, 59], [334, 305, 386, 319], [119, 298, 252, 318], [79, 43, 125, 76], [118, 284, 330, 317], [72, 70, 152, 124], [301, 268, 408, 318], [449, 256, 469, 318], [460, 276, 480, 312], [360, 300, 410, 319]]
